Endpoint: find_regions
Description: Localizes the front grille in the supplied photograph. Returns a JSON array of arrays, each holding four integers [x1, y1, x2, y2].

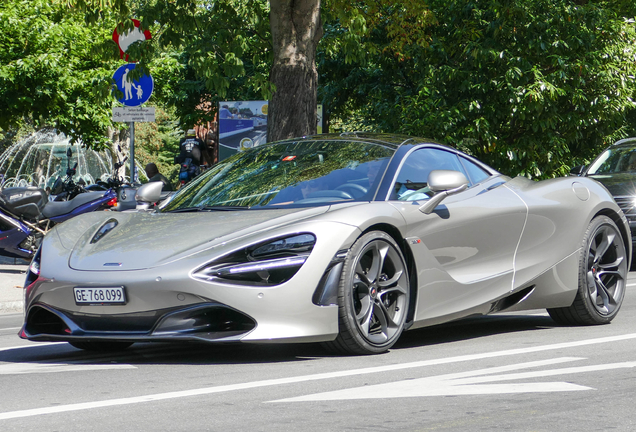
[[614, 197, 636, 241], [25, 302, 256, 342]]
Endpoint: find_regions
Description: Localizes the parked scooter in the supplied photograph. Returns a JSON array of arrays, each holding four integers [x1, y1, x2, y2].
[[0, 185, 116, 259]]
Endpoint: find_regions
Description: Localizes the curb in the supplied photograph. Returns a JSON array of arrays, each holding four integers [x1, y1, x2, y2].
[[1, 264, 27, 315]]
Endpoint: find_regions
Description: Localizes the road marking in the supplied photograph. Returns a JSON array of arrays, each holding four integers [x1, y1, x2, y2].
[[272, 357, 636, 401], [0, 362, 136, 375], [1, 333, 636, 420], [0, 343, 63, 353], [0, 327, 21, 332]]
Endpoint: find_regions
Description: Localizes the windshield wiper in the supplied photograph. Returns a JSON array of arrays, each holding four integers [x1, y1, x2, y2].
[[166, 205, 251, 213]]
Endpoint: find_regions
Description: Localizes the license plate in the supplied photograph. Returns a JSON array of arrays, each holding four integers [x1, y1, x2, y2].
[[73, 287, 126, 305]]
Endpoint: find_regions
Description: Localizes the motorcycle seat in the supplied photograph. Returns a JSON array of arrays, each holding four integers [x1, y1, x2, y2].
[[0, 187, 47, 219], [42, 191, 106, 219]]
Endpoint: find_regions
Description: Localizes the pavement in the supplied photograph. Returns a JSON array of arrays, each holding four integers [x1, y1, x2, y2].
[[0, 257, 28, 314]]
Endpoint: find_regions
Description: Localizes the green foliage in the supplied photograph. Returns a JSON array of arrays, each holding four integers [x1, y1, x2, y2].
[[0, 0, 120, 149], [79, 0, 274, 126], [133, 107, 182, 185], [323, 0, 436, 63], [7, 0, 636, 182], [320, 0, 636, 178], [1, 0, 273, 151]]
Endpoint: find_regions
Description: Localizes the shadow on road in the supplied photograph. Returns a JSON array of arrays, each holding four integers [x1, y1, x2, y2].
[[394, 313, 558, 350], [1, 313, 559, 366]]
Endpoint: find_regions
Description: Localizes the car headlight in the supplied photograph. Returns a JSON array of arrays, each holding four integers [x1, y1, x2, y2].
[[193, 233, 316, 286]]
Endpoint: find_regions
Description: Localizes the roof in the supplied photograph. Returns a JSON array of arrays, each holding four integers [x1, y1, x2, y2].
[[611, 137, 636, 148], [273, 132, 447, 150]]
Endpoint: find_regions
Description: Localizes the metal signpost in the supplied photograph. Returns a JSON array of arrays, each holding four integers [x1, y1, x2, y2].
[[111, 21, 153, 184]]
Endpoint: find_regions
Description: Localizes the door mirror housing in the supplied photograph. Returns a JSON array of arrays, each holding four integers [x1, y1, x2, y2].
[[419, 170, 469, 214], [569, 165, 586, 176], [428, 170, 470, 192], [135, 181, 163, 204]]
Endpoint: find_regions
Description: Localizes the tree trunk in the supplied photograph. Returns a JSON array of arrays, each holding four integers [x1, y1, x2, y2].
[[268, 0, 323, 142]]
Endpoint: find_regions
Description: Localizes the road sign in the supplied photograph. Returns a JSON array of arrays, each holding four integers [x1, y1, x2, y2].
[[112, 19, 151, 61], [112, 107, 155, 123], [113, 64, 153, 107]]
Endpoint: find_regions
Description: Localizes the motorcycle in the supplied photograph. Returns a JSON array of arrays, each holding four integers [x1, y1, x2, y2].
[[178, 157, 200, 186], [0, 167, 118, 259], [49, 148, 87, 201], [84, 145, 142, 211], [86, 146, 171, 211]]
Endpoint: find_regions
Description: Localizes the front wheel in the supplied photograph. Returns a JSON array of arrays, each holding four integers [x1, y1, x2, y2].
[[548, 215, 627, 325], [325, 231, 410, 355]]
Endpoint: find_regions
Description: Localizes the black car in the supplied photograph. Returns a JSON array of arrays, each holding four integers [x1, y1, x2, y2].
[[572, 137, 636, 258]]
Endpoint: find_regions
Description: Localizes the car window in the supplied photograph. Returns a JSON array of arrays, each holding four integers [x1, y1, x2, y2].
[[459, 156, 490, 184], [391, 148, 466, 201], [161, 140, 395, 210], [587, 146, 636, 174]]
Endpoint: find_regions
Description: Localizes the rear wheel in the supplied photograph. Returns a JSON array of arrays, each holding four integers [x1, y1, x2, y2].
[[548, 215, 627, 325], [325, 231, 410, 355], [69, 341, 134, 352]]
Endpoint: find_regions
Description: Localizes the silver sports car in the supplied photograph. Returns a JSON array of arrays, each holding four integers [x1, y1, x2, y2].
[[20, 133, 631, 355]]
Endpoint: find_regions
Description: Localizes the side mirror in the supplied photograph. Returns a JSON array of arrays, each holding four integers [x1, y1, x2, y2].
[[419, 170, 469, 214], [135, 181, 163, 204], [569, 165, 585, 176]]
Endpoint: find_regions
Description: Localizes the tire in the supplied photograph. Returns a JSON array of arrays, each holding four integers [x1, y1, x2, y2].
[[69, 341, 134, 352], [325, 231, 410, 355], [548, 215, 627, 325]]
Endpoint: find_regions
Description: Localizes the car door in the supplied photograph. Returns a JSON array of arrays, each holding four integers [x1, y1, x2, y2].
[[387, 147, 528, 324]]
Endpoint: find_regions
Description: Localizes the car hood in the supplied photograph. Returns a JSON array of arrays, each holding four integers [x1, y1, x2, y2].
[[62, 207, 329, 271], [588, 174, 636, 197]]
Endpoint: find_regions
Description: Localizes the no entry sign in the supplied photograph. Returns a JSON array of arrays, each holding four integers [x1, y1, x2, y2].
[[112, 19, 152, 62]]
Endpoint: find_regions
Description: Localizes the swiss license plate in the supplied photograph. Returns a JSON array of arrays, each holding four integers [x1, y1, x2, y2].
[[73, 287, 126, 305]]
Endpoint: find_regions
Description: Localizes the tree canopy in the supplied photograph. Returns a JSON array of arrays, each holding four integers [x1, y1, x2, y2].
[[2, 0, 636, 179], [320, 0, 636, 177], [0, 0, 118, 148]]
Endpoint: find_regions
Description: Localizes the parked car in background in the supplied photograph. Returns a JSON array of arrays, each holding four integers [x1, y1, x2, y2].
[[570, 137, 636, 261], [20, 133, 631, 355]]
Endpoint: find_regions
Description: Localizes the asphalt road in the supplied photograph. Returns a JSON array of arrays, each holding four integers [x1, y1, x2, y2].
[[2, 274, 636, 431]]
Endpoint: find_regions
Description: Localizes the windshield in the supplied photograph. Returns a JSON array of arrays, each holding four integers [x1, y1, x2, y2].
[[161, 139, 395, 211], [587, 145, 636, 175]]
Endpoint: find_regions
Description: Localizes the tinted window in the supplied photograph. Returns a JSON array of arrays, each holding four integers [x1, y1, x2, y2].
[[459, 157, 490, 184], [391, 148, 465, 201], [162, 140, 395, 210], [587, 146, 636, 174]]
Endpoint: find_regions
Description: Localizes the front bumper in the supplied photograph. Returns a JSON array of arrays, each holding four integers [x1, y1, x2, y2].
[[22, 302, 257, 343]]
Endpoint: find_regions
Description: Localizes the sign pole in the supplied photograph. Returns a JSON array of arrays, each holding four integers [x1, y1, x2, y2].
[[129, 121, 136, 184], [112, 22, 153, 184]]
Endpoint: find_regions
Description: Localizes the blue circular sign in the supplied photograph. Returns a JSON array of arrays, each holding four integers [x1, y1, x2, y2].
[[113, 64, 153, 106]]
